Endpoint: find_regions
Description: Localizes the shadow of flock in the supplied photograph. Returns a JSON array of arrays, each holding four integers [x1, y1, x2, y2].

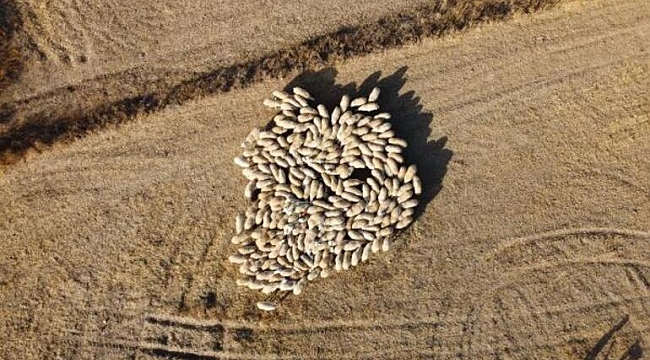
[[279, 66, 453, 227]]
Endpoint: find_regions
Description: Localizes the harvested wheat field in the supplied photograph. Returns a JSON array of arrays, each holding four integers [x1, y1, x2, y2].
[[1, 0, 649, 358]]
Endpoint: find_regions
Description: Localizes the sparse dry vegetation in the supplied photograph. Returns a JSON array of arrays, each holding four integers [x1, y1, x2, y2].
[[0, 0, 648, 359], [0, 0, 23, 93], [0, 0, 561, 167]]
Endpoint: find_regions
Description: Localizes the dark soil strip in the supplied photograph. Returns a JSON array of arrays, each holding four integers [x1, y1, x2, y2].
[[0, 0, 23, 93], [0, 0, 561, 165]]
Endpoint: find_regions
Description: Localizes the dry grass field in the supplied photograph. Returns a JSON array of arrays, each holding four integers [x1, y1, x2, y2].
[[0, 0, 648, 359]]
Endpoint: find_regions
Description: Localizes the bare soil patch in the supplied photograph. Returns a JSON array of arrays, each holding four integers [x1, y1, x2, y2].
[[0, 0, 560, 167], [0, 0, 648, 359], [0, 0, 23, 93]]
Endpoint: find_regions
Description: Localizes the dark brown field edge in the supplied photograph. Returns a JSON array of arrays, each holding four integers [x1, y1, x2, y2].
[[0, 0, 561, 166], [0, 0, 23, 94]]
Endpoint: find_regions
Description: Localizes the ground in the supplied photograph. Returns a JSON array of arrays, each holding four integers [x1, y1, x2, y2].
[[0, 0, 648, 359]]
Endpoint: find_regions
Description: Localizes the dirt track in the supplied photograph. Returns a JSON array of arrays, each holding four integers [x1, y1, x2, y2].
[[1, 0, 649, 359]]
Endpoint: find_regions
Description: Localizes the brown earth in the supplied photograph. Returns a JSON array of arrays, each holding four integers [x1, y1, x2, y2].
[[0, 0, 23, 93], [1, 0, 649, 359], [0, 0, 558, 166]]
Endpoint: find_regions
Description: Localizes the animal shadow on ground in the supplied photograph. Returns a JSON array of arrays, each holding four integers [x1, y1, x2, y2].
[[259, 67, 451, 305], [583, 315, 644, 360], [282, 66, 452, 222]]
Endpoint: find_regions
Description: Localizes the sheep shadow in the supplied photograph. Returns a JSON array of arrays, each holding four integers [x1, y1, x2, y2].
[[282, 66, 452, 222]]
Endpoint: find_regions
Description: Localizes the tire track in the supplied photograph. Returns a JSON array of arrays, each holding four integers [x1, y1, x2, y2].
[[26, 228, 650, 358], [91, 289, 649, 359], [0, 0, 563, 166], [394, 0, 635, 91], [463, 228, 650, 359], [465, 283, 649, 358], [90, 309, 650, 359], [22, 292, 643, 359], [424, 16, 650, 129], [568, 168, 650, 197], [432, 56, 631, 118], [489, 228, 649, 259], [145, 312, 444, 333], [77, 306, 458, 358]]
